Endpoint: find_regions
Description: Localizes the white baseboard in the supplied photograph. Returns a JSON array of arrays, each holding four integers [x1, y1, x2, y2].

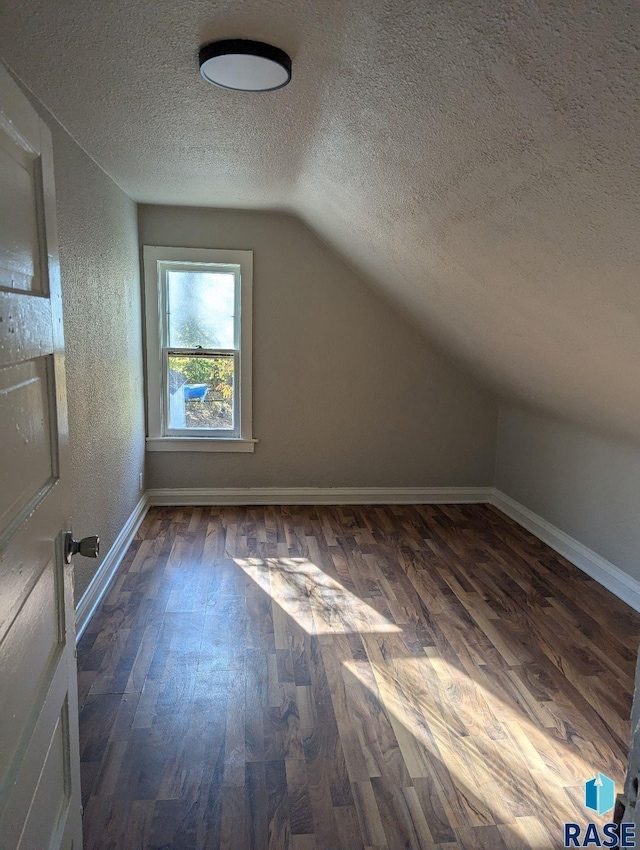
[[490, 488, 640, 613], [75, 494, 150, 641], [147, 486, 494, 506]]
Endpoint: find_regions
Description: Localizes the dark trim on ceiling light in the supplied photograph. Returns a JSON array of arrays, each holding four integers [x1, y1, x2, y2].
[[198, 39, 292, 91]]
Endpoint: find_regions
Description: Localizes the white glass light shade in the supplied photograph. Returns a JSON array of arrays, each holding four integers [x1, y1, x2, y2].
[[199, 40, 292, 92]]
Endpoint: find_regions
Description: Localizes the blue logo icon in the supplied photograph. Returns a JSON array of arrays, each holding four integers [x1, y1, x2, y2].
[[585, 773, 616, 816]]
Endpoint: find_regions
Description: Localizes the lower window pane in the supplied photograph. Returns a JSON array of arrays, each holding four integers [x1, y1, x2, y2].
[[168, 354, 234, 431]]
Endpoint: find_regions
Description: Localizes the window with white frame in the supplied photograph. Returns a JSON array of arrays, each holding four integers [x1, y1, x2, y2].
[[143, 246, 254, 452]]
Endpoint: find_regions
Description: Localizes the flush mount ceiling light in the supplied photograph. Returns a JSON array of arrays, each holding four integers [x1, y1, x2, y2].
[[199, 39, 292, 92]]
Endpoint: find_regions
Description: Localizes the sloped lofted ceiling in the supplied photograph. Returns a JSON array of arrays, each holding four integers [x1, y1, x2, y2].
[[1, 0, 639, 439]]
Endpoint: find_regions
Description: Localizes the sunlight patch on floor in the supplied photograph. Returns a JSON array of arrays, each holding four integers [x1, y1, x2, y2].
[[235, 554, 624, 849], [342, 650, 618, 847], [234, 557, 402, 635]]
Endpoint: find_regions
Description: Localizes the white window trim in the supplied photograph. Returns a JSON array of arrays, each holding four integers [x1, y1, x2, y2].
[[143, 245, 255, 452]]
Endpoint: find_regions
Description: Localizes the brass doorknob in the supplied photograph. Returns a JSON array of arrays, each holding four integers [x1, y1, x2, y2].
[[64, 533, 100, 564]]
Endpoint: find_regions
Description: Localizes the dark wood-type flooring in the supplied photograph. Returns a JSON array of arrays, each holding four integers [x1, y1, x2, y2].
[[77, 504, 640, 849]]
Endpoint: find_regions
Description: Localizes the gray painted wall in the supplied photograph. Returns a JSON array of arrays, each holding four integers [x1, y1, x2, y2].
[[496, 405, 640, 581], [27, 92, 146, 604], [140, 206, 498, 490]]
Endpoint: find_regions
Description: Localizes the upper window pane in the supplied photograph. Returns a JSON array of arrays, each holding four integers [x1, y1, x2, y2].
[[167, 269, 236, 349]]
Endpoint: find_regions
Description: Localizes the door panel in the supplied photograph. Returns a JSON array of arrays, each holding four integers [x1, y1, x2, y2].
[[0, 355, 57, 535], [0, 120, 46, 294], [0, 558, 61, 763], [0, 516, 59, 648], [19, 709, 70, 850], [0, 661, 73, 850], [0, 65, 82, 850]]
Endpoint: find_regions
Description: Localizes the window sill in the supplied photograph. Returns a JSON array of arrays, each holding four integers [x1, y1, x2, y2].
[[146, 437, 257, 453]]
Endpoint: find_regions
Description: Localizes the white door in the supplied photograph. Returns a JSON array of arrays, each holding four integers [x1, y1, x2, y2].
[[0, 66, 83, 849]]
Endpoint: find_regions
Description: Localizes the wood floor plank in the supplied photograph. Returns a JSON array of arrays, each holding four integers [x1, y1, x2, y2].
[[79, 504, 640, 848]]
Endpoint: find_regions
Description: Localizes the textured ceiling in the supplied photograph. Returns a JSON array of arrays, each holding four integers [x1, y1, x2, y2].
[[1, 0, 639, 438]]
